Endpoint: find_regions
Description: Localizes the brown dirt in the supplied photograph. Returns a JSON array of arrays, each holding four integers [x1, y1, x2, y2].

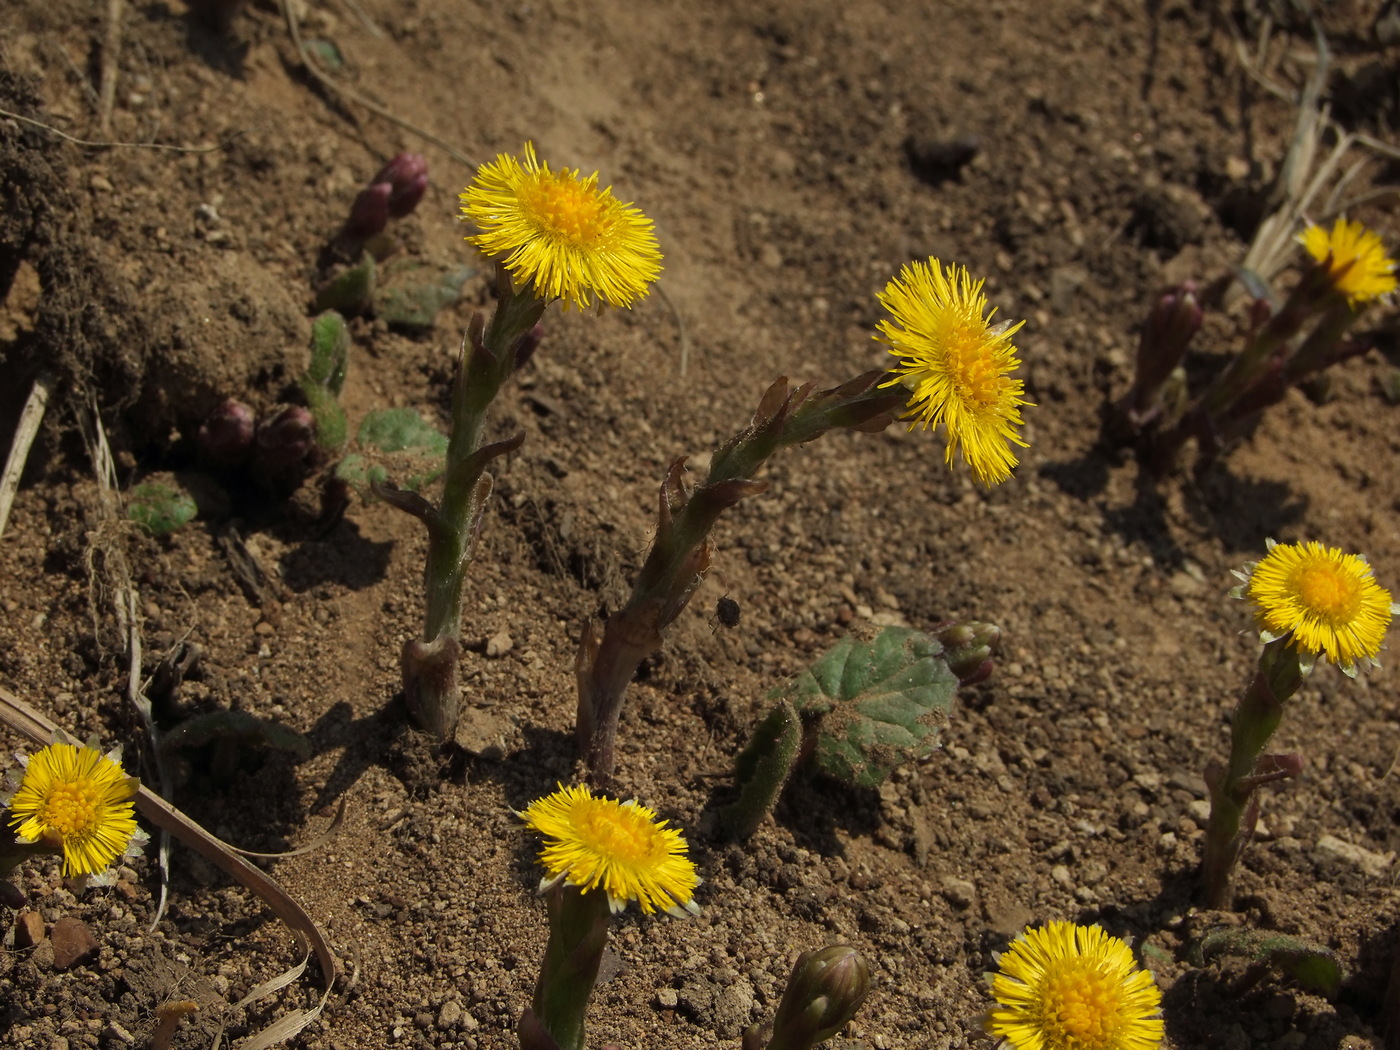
[[3, 1, 1400, 1048]]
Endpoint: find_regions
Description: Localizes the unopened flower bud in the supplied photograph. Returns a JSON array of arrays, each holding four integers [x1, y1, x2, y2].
[[1129, 282, 1201, 417], [372, 152, 429, 218], [768, 945, 870, 1049], [344, 182, 392, 241], [254, 405, 316, 471], [197, 398, 256, 466], [934, 620, 1001, 685]]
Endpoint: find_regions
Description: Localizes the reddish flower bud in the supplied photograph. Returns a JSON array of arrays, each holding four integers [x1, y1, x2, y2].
[[1130, 281, 1202, 417], [372, 152, 429, 218], [254, 405, 316, 471], [197, 398, 256, 466], [344, 182, 391, 241]]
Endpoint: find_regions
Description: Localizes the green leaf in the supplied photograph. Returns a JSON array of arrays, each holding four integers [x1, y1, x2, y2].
[[1196, 928, 1344, 997], [304, 310, 349, 394], [314, 253, 375, 315], [302, 385, 348, 453], [127, 480, 199, 535], [372, 261, 474, 330], [720, 699, 802, 840], [778, 627, 958, 788], [357, 408, 449, 455], [337, 410, 449, 496], [158, 710, 312, 761]]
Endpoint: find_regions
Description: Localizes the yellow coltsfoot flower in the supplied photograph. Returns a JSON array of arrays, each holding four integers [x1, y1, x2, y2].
[[519, 783, 700, 917], [875, 258, 1032, 486], [1298, 217, 1397, 306], [988, 921, 1164, 1050], [6, 740, 139, 877], [459, 142, 663, 312], [1237, 538, 1395, 676]]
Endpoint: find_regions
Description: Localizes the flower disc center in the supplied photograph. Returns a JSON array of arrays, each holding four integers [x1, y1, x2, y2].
[[574, 803, 658, 864], [521, 176, 608, 247], [1038, 960, 1122, 1050], [38, 782, 100, 837], [948, 327, 1003, 408], [1295, 564, 1361, 623]]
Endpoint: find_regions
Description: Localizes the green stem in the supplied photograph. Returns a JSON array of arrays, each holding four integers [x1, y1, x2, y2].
[[1202, 638, 1302, 907], [523, 884, 611, 1050], [401, 268, 545, 741]]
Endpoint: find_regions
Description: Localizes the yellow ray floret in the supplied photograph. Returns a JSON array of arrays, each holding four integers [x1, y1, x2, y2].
[[1244, 539, 1394, 676], [520, 783, 700, 916], [459, 142, 663, 311], [7, 741, 140, 877], [988, 921, 1164, 1050], [876, 258, 1032, 486], [1298, 218, 1397, 306]]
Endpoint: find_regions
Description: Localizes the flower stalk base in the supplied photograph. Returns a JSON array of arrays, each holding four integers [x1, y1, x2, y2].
[[386, 265, 542, 741]]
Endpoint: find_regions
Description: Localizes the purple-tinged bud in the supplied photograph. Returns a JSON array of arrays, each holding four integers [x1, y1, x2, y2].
[[1129, 281, 1202, 418], [197, 398, 256, 466], [934, 620, 1002, 685], [254, 405, 316, 471], [344, 182, 391, 241], [372, 152, 428, 218], [768, 945, 870, 1049]]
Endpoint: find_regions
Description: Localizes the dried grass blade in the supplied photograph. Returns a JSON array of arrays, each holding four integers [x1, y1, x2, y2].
[[0, 684, 338, 989]]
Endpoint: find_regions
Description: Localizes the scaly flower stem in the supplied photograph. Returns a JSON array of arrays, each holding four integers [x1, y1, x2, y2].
[[398, 267, 543, 741], [1202, 638, 1302, 908], [1150, 265, 1336, 472], [576, 374, 903, 783], [1196, 264, 1334, 422], [1281, 299, 1361, 385], [519, 884, 611, 1050]]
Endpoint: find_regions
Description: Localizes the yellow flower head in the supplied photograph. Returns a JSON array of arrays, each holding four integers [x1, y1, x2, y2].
[[875, 258, 1032, 486], [1298, 218, 1397, 306], [459, 142, 663, 312], [1238, 539, 1395, 676], [6, 741, 139, 877], [988, 922, 1164, 1050], [519, 783, 700, 917]]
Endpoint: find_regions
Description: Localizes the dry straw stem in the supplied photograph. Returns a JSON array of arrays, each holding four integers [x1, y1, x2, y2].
[[78, 402, 178, 926], [98, 0, 123, 135], [1227, 23, 1400, 304], [277, 0, 479, 171], [0, 372, 52, 543]]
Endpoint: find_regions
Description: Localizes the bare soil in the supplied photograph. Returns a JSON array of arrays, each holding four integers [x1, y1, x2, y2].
[[3, 1, 1400, 1048]]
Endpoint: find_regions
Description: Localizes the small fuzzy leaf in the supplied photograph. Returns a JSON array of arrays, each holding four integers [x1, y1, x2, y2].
[[1196, 928, 1344, 997], [338, 411, 448, 497], [372, 261, 474, 330], [127, 480, 199, 535], [778, 627, 958, 788], [719, 699, 802, 840], [301, 385, 348, 453], [357, 408, 449, 455], [314, 253, 375, 315], [305, 311, 349, 394], [159, 710, 312, 761], [333, 454, 387, 494]]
